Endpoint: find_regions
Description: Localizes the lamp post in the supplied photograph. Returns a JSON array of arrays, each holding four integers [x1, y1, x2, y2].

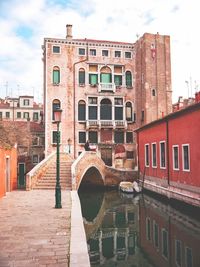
[[68, 138, 72, 154], [54, 108, 62, 209]]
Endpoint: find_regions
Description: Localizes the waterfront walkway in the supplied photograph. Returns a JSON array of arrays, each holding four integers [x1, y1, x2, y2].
[[0, 190, 71, 267]]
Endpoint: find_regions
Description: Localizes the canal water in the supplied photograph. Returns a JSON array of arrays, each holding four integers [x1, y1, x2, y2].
[[78, 189, 200, 267]]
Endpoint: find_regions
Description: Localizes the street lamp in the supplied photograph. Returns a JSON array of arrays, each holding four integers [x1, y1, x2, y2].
[[68, 138, 72, 154], [54, 108, 62, 209]]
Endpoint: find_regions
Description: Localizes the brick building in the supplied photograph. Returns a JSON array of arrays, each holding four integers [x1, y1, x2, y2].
[[43, 25, 172, 168], [0, 95, 43, 123]]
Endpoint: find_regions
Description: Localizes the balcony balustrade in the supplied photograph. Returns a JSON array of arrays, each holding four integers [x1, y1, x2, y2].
[[98, 83, 116, 92]]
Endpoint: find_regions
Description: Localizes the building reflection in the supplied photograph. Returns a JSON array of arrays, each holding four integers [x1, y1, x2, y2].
[[79, 190, 200, 267]]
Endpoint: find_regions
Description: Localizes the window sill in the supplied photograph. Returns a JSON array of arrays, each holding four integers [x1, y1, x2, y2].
[[126, 86, 133, 89], [53, 83, 60, 86]]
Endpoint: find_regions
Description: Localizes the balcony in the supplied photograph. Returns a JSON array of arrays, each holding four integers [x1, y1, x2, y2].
[[100, 120, 113, 128], [98, 83, 116, 93], [86, 120, 127, 129], [86, 120, 99, 129], [115, 120, 127, 129]]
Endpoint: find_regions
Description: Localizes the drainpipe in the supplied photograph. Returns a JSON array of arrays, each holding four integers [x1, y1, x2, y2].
[[137, 131, 140, 181], [166, 119, 170, 185], [73, 40, 89, 158]]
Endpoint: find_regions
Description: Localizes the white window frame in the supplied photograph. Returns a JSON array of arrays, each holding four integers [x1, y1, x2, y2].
[[89, 48, 97, 57], [182, 144, 190, 172], [32, 136, 40, 146], [173, 145, 179, 170], [32, 155, 39, 164], [78, 130, 86, 144], [78, 47, 86, 56], [52, 45, 61, 54], [145, 143, 150, 167], [114, 50, 122, 58], [124, 51, 132, 59], [102, 49, 109, 57], [152, 142, 157, 168], [160, 141, 166, 169]]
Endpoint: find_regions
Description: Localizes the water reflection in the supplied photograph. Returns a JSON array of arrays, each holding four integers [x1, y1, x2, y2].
[[79, 190, 200, 267]]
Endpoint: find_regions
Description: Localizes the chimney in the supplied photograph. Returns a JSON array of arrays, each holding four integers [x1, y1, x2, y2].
[[66, 24, 72, 40]]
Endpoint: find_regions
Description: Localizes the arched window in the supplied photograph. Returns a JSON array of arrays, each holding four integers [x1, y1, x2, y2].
[[100, 99, 112, 120], [79, 68, 85, 85], [126, 102, 132, 121], [78, 100, 86, 121], [100, 66, 112, 83], [126, 71, 132, 88], [53, 66, 60, 84], [52, 99, 60, 120], [152, 89, 156, 96]]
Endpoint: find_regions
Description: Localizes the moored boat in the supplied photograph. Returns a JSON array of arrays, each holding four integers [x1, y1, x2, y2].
[[119, 181, 142, 194]]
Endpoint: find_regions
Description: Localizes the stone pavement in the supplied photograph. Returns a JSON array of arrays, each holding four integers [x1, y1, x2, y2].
[[0, 190, 71, 267]]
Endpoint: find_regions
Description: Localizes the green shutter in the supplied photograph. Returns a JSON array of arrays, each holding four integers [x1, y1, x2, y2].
[[89, 74, 98, 85], [53, 70, 60, 84], [101, 73, 111, 83], [126, 72, 132, 87]]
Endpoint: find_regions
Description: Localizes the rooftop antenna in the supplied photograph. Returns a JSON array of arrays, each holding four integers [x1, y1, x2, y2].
[[4, 81, 8, 97], [17, 84, 20, 97], [185, 81, 189, 98], [190, 76, 193, 98]]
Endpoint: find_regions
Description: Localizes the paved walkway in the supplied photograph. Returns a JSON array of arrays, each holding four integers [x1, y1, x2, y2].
[[0, 190, 71, 267]]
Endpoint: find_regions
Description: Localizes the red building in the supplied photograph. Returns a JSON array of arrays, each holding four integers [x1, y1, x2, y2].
[[135, 99, 200, 207]]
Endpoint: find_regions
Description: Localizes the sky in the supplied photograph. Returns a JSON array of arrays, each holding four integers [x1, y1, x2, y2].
[[0, 0, 199, 103]]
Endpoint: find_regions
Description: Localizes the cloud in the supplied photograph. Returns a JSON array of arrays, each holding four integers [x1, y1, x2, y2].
[[0, 0, 200, 102]]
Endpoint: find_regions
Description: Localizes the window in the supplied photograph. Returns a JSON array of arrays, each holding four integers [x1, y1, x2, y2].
[[141, 110, 145, 122], [146, 218, 151, 241], [102, 50, 108, 57], [17, 112, 21, 118], [160, 141, 166, 168], [33, 112, 39, 121], [52, 99, 60, 120], [153, 221, 159, 248], [100, 99, 112, 120], [185, 247, 193, 267], [52, 131, 60, 144], [23, 99, 30, 106], [182, 144, 190, 171], [53, 46, 60, 53], [114, 131, 124, 144], [90, 49, 96, 56], [23, 112, 29, 119], [145, 144, 150, 167], [152, 89, 156, 96], [79, 48, 85, 55], [115, 98, 123, 120], [79, 68, 85, 85], [175, 240, 182, 267], [133, 112, 136, 122], [89, 131, 98, 144], [162, 229, 169, 259], [78, 100, 86, 121], [125, 51, 131, 58], [114, 75, 122, 86], [173, 145, 179, 170], [32, 137, 39, 146], [88, 97, 97, 120], [127, 151, 134, 159], [152, 143, 157, 167], [126, 71, 132, 88], [32, 155, 39, 164], [6, 112, 10, 118], [115, 51, 121, 58], [53, 66, 60, 84], [126, 132, 133, 143], [0, 112, 2, 119], [126, 102, 133, 121], [89, 74, 98, 85], [79, 131, 86, 144]]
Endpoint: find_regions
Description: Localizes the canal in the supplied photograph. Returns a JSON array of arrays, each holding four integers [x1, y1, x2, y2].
[[78, 189, 200, 267]]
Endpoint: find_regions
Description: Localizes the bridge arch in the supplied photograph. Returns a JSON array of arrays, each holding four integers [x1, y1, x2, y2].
[[71, 151, 106, 190]]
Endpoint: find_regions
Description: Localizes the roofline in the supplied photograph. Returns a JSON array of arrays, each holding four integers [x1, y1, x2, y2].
[[135, 102, 200, 132]]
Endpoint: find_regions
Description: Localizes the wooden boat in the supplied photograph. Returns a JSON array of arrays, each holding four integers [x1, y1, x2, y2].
[[119, 181, 142, 194]]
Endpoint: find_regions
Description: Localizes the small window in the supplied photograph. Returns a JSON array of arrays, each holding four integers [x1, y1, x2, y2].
[[52, 131, 60, 144], [102, 50, 108, 57], [114, 131, 124, 144], [78, 100, 86, 121], [141, 110, 145, 122], [115, 51, 121, 58], [127, 151, 134, 159], [175, 240, 182, 267], [53, 66, 60, 84], [146, 217, 151, 241], [185, 247, 193, 267], [114, 75, 122, 86], [182, 144, 190, 171], [23, 99, 30, 106], [125, 51, 131, 58], [173, 145, 179, 170], [152, 143, 157, 168], [32, 137, 39, 146], [79, 48, 85, 55], [126, 102, 133, 121], [6, 112, 10, 118], [79, 68, 85, 85], [160, 141, 166, 168], [33, 112, 39, 121], [79, 131, 86, 144], [153, 221, 159, 248], [90, 49, 96, 56], [152, 89, 156, 96], [0, 112, 2, 119], [23, 112, 29, 119], [53, 46, 60, 53], [52, 99, 60, 120], [126, 71, 132, 88], [17, 112, 21, 118], [89, 131, 98, 144], [126, 132, 133, 143], [32, 155, 39, 164], [162, 229, 169, 259], [88, 97, 97, 104], [145, 144, 150, 167], [89, 74, 98, 85]]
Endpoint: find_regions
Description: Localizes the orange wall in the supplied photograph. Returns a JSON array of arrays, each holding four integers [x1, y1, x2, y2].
[[0, 147, 17, 198]]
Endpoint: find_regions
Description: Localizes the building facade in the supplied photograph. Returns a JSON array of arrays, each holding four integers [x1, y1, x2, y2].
[[0, 95, 43, 123], [43, 25, 172, 168], [136, 99, 200, 206]]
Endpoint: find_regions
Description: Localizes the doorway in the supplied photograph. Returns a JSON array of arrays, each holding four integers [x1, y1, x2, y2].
[[18, 163, 25, 188], [101, 148, 112, 166], [5, 157, 10, 192]]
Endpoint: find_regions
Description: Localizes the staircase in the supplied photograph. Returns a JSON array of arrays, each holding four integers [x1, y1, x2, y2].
[[33, 154, 73, 190]]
